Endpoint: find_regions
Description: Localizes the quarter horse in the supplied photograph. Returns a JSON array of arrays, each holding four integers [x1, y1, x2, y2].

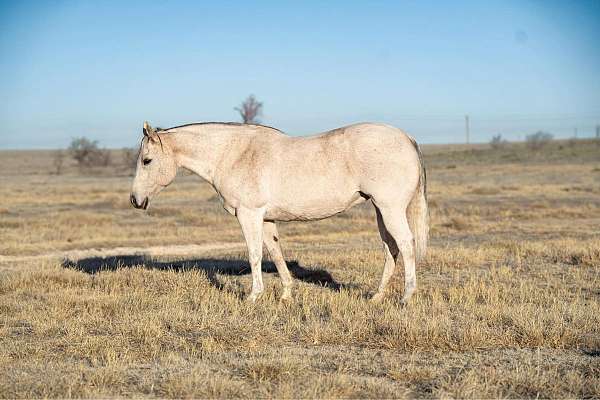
[[130, 121, 428, 303]]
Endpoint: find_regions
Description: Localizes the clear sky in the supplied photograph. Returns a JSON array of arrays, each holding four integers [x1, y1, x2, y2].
[[1, 0, 599, 148]]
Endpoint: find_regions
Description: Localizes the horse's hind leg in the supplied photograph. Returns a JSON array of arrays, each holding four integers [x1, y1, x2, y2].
[[263, 221, 294, 301], [371, 206, 399, 303], [372, 204, 416, 304]]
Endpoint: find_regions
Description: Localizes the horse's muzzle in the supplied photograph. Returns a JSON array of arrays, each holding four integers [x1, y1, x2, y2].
[[130, 194, 149, 210]]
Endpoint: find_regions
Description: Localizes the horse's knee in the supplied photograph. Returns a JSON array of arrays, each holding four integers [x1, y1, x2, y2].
[[248, 249, 262, 265]]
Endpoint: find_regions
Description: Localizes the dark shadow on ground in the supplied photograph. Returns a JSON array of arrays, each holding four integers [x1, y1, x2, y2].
[[582, 349, 600, 358], [62, 255, 348, 291]]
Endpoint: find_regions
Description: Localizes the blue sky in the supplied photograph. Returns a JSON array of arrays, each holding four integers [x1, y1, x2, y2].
[[1, 0, 599, 148]]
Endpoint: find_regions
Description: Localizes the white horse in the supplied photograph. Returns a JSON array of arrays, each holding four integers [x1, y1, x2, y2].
[[130, 121, 428, 303]]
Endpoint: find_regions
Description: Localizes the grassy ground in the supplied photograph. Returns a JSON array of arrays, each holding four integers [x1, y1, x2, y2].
[[1, 140, 599, 398]]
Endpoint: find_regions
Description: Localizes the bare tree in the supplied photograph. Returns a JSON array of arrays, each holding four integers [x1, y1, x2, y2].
[[235, 94, 263, 124]]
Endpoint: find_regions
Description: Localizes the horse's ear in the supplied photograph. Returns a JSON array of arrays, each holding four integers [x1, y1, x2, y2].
[[143, 121, 158, 141], [143, 121, 152, 136]]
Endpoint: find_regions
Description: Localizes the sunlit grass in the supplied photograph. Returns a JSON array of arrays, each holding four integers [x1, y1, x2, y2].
[[1, 143, 599, 398]]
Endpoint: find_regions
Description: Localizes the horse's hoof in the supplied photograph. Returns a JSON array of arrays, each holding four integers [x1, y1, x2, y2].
[[247, 292, 263, 303], [279, 296, 292, 304], [370, 292, 385, 303], [280, 291, 293, 303], [399, 295, 413, 307]]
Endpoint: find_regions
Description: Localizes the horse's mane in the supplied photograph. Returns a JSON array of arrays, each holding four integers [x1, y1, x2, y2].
[[157, 122, 283, 133]]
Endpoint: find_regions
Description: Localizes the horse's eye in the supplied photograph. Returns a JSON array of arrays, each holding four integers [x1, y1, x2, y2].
[[143, 158, 152, 166]]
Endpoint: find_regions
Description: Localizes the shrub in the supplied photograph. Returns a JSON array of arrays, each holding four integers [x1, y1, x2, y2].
[[526, 131, 553, 150], [68, 137, 111, 169], [490, 134, 508, 150]]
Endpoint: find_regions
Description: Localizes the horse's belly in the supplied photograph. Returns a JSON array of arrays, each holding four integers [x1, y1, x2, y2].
[[265, 190, 365, 222]]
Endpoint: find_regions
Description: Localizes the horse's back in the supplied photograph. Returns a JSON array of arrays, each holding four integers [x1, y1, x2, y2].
[[274, 122, 419, 179], [258, 123, 420, 218]]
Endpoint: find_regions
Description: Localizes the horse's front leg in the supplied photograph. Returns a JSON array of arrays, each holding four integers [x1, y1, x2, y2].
[[236, 207, 265, 302]]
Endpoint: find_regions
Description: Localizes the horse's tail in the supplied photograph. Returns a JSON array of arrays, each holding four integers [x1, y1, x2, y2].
[[406, 136, 429, 263]]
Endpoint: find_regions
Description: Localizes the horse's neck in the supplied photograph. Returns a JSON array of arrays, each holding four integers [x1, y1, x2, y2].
[[168, 129, 235, 184]]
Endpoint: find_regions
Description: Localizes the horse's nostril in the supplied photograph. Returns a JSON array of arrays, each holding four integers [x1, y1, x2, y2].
[[130, 194, 137, 207]]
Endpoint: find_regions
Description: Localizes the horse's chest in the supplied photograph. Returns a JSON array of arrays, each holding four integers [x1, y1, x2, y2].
[[212, 192, 237, 216]]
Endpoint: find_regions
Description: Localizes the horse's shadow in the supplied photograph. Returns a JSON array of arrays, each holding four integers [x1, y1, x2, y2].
[[62, 255, 346, 292]]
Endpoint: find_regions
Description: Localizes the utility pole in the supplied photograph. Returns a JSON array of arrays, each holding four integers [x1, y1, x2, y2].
[[596, 125, 599, 140], [574, 127, 578, 139], [465, 115, 470, 144]]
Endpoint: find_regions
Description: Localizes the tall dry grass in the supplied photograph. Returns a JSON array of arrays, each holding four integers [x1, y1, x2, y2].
[[1, 142, 599, 398]]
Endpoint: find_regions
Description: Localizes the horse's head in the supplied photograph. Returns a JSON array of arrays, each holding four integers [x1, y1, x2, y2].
[[130, 121, 178, 210]]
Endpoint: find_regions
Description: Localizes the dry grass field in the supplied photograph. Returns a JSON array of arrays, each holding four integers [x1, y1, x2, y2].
[[1, 139, 599, 398]]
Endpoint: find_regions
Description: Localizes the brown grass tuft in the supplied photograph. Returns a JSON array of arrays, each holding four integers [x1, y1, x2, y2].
[[470, 186, 501, 195]]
